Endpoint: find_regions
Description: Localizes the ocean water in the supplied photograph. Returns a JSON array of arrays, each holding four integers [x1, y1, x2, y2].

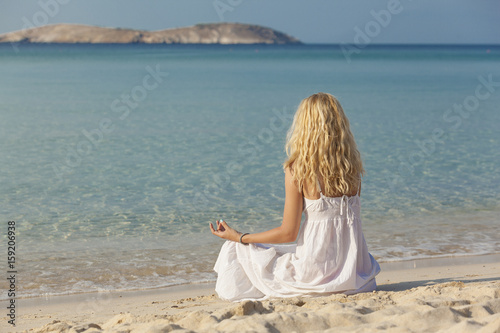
[[0, 44, 499, 299]]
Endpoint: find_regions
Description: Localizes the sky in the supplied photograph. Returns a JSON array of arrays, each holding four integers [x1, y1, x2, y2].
[[0, 0, 499, 44]]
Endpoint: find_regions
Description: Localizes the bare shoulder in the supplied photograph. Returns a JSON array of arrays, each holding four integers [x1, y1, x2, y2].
[[284, 167, 301, 193], [284, 166, 295, 183], [283, 167, 293, 186]]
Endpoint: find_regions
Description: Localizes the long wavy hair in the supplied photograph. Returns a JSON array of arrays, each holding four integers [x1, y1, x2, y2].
[[283, 93, 364, 196]]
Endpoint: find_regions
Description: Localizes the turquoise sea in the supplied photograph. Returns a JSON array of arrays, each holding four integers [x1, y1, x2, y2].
[[1, 44, 499, 298]]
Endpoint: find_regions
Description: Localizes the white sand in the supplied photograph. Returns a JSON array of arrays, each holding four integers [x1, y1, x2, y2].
[[3, 254, 500, 333]]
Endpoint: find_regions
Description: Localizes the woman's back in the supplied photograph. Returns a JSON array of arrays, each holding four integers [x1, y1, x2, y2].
[[294, 178, 372, 284], [301, 177, 360, 200]]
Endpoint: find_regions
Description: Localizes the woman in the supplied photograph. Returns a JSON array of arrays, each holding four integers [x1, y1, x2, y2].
[[209, 92, 380, 302]]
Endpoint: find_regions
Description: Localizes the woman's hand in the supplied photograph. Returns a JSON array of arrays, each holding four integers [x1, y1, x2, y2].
[[209, 220, 241, 242]]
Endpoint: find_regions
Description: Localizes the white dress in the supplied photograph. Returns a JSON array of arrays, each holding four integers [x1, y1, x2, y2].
[[213, 186, 380, 302]]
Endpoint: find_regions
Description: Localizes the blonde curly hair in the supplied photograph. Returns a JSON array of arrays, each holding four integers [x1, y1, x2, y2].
[[283, 92, 364, 196]]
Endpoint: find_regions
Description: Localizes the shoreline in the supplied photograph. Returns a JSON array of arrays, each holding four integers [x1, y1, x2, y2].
[[3, 253, 499, 332], [9, 252, 500, 301]]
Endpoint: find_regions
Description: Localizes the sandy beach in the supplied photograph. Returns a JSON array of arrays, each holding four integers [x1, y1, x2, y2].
[[2, 254, 499, 333]]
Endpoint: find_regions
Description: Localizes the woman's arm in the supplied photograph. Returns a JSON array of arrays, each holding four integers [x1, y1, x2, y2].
[[209, 167, 303, 244]]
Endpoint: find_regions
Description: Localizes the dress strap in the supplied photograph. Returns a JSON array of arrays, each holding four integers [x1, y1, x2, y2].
[[340, 195, 347, 215], [316, 178, 322, 194], [340, 195, 355, 225]]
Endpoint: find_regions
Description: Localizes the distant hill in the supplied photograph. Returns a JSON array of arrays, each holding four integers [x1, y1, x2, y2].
[[0, 23, 301, 45]]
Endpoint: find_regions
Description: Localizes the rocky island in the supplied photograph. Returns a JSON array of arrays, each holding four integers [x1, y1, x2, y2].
[[0, 23, 301, 45]]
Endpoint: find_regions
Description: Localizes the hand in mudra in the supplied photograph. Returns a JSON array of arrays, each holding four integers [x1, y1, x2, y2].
[[209, 220, 241, 242]]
